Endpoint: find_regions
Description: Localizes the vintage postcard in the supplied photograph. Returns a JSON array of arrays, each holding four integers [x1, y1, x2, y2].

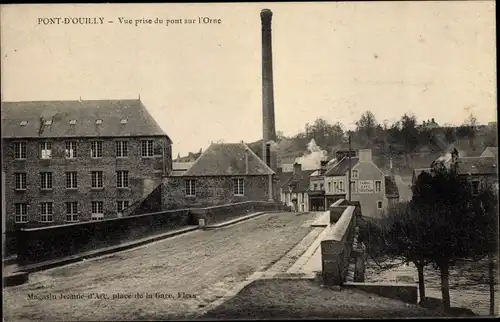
[[1, 1, 498, 320]]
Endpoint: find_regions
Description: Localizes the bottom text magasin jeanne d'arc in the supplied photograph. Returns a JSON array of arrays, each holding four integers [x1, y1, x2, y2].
[[37, 17, 105, 25]]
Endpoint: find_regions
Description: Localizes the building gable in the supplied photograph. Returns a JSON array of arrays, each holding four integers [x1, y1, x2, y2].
[[183, 142, 274, 176]]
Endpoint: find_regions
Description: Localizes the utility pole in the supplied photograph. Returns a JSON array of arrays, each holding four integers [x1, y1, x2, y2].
[[348, 132, 352, 202]]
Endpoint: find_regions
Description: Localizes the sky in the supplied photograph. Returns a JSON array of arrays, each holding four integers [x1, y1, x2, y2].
[[1, 2, 497, 156]]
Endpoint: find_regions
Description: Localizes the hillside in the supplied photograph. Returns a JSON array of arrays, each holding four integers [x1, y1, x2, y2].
[[176, 114, 497, 175]]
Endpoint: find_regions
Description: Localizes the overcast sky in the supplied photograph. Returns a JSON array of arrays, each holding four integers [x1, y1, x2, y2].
[[1, 2, 496, 156]]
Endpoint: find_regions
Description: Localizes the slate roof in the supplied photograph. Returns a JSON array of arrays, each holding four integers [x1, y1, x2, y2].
[[384, 176, 400, 198], [324, 157, 360, 176], [1, 99, 169, 140], [281, 169, 316, 193], [481, 147, 498, 158], [182, 143, 274, 176], [171, 162, 194, 176], [456, 157, 497, 175], [278, 171, 294, 186]]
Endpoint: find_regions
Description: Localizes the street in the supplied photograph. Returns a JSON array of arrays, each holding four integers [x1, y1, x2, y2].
[[4, 212, 318, 321]]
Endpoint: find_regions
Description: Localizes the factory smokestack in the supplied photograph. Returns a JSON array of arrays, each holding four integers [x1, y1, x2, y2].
[[261, 8, 276, 166]]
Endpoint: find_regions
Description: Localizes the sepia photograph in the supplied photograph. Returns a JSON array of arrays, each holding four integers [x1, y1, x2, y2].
[[1, 1, 498, 320]]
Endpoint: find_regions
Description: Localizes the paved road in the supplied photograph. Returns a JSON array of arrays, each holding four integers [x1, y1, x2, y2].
[[4, 212, 319, 321], [394, 175, 413, 202]]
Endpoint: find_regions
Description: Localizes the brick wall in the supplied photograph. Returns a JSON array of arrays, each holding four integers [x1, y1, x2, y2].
[[162, 175, 272, 210], [2, 136, 171, 232]]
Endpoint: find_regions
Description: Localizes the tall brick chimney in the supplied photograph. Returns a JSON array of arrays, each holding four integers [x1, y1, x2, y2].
[[261, 8, 276, 167]]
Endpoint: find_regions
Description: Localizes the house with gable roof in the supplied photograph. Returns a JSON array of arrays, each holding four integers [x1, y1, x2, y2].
[[280, 163, 315, 212], [412, 148, 498, 195], [324, 149, 399, 217], [1, 99, 173, 231], [162, 142, 276, 209]]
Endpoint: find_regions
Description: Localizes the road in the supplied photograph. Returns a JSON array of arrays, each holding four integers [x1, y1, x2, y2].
[[394, 175, 413, 202], [4, 212, 319, 321]]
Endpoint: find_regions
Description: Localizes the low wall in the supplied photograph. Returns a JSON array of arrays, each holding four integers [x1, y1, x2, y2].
[[344, 282, 418, 304], [16, 200, 279, 266], [322, 202, 358, 286], [190, 201, 279, 225]]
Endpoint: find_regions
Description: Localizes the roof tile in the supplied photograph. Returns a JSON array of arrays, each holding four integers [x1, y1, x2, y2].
[[182, 143, 274, 176]]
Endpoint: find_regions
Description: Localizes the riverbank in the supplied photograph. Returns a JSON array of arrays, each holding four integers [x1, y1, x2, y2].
[[365, 258, 499, 316]]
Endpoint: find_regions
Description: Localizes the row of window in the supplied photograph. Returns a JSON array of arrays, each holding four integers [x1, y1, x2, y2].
[[14, 171, 129, 190], [184, 178, 245, 197], [13, 200, 130, 223], [13, 140, 157, 160]]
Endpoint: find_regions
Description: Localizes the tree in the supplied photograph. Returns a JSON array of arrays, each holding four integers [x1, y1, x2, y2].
[[379, 200, 434, 302], [473, 186, 499, 316], [355, 111, 378, 143], [411, 162, 483, 309], [303, 118, 344, 148], [400, 114, 419, 155]]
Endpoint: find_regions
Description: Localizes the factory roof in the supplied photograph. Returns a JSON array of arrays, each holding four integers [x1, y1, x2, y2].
[[1, 99, 170, 140]]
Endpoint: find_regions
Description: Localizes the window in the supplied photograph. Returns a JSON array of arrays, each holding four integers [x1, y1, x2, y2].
[[350, 180, 357, 193], [328, 182, 331, 192], [471, 181, 480, 195], [116, 171, 129, 188], [185, 179, 196, 197], [91, 171, 103, 189], [15, 172, 27, 190], [320, 183, 324, 190], [40, 172, 53, 190], [313, 184, 318, 191], [44, 120, 52, 125], [339, 180, 344, 192], [377, 201, 383, 209], [66, 172, 78, 189], [20, 121, 28, 126], [91, 201, 104, 220], [375, 180, 382, 193], [91, 141, 103, 158], [116, 141, 128, 158], [233, 178, 244, 196], [14, 142, 27, 160], [117, 200, 130, 214], [14, 203, 28, 223], [65, 141, 77, 159], [40, 202, 53, 222], [96, 119, 103, 125], [141, 140, 154, 157], [65, 202, 78, 222], [352, 170, 359, 178], [333, 181, 338, 192], [40, 142, 52, 159]]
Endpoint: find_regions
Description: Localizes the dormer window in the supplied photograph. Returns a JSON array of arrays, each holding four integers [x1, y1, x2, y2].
[[69, 120, 77, 125], [20, 121, 28, 126], [44, 120, 52, 125], [120, 119, 128, 124], [96, 119, 103, 125]]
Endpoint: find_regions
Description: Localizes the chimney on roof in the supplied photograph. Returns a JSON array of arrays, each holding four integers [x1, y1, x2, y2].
[[358, 149, 372, 162], [293, 162, 302, 175], [261, 9, 277, 171], [431, 118, 435, 123]]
